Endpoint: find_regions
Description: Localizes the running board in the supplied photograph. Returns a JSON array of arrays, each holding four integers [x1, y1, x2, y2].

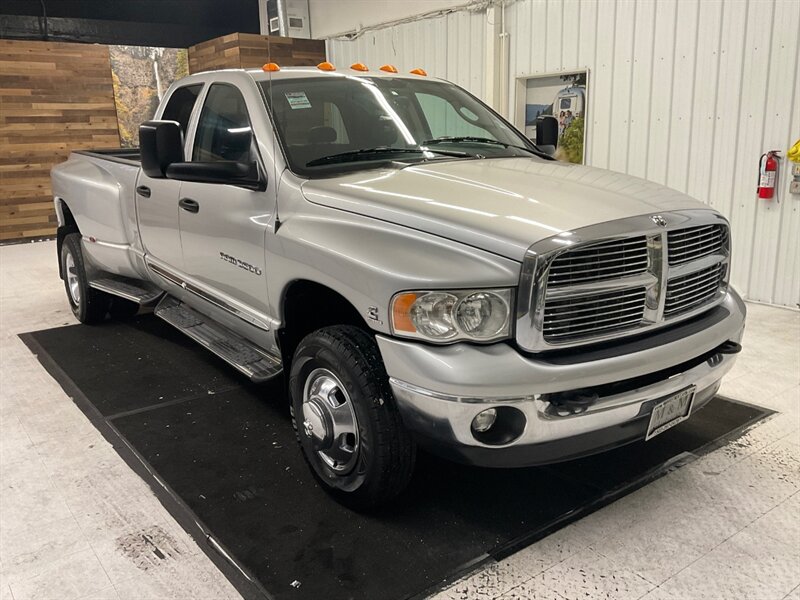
[[90, 275, 163, 305], [154, 296, 282, 383]]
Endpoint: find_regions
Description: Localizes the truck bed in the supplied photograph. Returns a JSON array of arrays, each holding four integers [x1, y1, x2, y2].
[[51, 147, 144, 278], [74, 148, 140, 165]]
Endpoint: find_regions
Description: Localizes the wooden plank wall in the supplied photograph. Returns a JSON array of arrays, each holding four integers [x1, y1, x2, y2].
[[188, 33, 326, 73], [188, 33, 242, 73], [237, 33, 326, 68], [0, 34, 322, 242], [0, 40, 120, 242]]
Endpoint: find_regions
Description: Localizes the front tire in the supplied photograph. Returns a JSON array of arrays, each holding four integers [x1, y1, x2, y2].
[[289, 326, 416, 509], [60, 233, 110, 324]]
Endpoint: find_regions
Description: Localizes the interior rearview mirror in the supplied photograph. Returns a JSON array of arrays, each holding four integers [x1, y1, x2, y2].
[[140, 120, 184, 178], [535, 115, 559, 156]]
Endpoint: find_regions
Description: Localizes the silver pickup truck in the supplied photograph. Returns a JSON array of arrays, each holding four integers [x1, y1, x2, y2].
[[51, 65, 745, 508]]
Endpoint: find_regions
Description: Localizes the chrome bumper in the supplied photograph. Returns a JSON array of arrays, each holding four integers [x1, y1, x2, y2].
[[377, 290, 746, 467]]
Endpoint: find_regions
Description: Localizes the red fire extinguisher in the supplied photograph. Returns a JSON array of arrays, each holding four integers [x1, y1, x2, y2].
[[757, 150, 781, 199]]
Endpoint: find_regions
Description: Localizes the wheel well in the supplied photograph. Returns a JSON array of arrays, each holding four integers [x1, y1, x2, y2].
[[278, 280, 371, 369], [56, 200, 79, 280]]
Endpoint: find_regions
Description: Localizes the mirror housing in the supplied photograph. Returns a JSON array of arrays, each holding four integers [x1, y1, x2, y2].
[[165, 160, 261, 188], [535, 115, 559, 156], [140, 120, 184, 178]]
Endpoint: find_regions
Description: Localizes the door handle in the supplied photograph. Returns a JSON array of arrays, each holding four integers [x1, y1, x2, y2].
[[136, 185, 151, 198], [178, 198, 200, 213]]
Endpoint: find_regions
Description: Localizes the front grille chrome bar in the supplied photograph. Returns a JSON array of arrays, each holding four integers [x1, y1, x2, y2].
[[516, 210, 731, 352]]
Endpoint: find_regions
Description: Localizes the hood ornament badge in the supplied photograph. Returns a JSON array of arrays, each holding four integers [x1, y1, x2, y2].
[[651, 215, 667, 227]]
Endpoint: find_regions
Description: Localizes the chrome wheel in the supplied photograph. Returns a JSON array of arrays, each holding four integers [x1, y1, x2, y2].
[[65, 250, 81, 305], [301, 368, 359, 474]]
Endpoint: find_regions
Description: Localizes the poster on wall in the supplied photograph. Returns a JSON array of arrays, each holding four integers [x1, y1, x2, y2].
[[523, 71, 587, 164], [109, 46, 189, 147]]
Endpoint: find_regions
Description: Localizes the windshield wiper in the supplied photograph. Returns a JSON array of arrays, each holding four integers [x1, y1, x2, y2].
[[422, 136, 551, 159], [306, 146, 470, 167]]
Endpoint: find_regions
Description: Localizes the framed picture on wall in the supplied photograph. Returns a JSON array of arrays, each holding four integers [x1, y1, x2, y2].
[[109, 46, 189, 148], [514, 70, 589, 164]]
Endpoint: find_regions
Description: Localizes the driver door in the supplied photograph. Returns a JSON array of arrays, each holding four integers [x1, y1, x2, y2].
[[177, 83, 272, 318]]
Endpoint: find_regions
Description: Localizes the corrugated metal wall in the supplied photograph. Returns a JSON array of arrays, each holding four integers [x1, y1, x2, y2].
[[326, 0, 800, 308], [507, 0, 799, 308], [327, 8, 486, 97]]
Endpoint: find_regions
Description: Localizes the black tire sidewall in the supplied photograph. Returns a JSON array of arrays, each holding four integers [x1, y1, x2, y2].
[[60, 233, 107, 323], [61, 235, 84, 319], [289, 330, 389, 499]]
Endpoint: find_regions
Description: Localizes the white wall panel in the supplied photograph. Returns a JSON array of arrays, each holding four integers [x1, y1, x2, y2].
[[644, 0, 676, 185], [507, 0, 800, 308], [665, 0, 699, 192], [590, 0, 617, 170], [325, 0, 799, 308], [625, 0, 655, 179], [685, 0, 724, 206], [750, 0, 800, 304], [706, 0, 747, 220], [309, 0, 465, 39], [327, 8, 485, 97], [608, 0, 635, 174]]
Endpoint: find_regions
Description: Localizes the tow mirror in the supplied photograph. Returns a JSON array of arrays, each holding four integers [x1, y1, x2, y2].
[[535, 115, 558, 156], [165, 160, 264, 190], [140, 120, 184, 178]]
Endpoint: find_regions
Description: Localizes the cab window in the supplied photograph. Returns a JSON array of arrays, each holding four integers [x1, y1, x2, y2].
[[161, 84, 203, 136], [193, 84, 254, 163]]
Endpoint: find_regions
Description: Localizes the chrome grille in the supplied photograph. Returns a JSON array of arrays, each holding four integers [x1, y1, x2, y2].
[[543, 287, 646, 341], [668, 225, 727, 265], [665, 263, 726, 317], [516, 211, 731, 352], [547, 236, 648, 287]]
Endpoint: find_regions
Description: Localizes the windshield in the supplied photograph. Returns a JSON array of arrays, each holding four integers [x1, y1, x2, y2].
[[259, 76, 538, 176]]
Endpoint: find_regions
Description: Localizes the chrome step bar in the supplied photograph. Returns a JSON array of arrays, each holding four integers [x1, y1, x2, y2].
[[154, 295, 282, 383], [89, 275, 164, 304]]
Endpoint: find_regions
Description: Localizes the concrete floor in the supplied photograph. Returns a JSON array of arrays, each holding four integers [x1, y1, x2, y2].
[[1, 240, 798, 600]]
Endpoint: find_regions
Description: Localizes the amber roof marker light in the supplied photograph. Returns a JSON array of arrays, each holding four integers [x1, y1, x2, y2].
[[317, 61, 336, 71], [379, 64, 398, 73], [409, 68, 428, 76], [350, 62, 369, 71], [262, 63, 280, 72]]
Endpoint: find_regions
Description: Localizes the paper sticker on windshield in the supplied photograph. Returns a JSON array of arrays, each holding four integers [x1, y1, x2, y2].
[[285, 91, 311, 109]]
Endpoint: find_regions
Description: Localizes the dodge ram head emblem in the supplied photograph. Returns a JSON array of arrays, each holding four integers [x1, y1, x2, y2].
[[651, 215, 667, 227]]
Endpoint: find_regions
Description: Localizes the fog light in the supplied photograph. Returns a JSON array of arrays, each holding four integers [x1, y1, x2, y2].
[[471, 408, 497, 433]]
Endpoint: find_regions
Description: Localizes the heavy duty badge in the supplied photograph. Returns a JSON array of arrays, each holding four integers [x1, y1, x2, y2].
[[219, 252, 262, 276]]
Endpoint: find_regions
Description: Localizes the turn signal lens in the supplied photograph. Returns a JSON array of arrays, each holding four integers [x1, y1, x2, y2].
[[317, 61, 336, 71], [262, 62, 281, 71], [380, 64, 398, 73], [391, 292, 418, 333], [409, 68, 428, 76], [350, 62, 369, 71]]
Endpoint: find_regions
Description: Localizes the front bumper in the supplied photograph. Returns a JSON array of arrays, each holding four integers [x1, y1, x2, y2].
[[377, 290, 746, 467]]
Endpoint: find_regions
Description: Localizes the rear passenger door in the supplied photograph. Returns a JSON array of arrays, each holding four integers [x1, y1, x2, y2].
[[136, 83, 202, 270]]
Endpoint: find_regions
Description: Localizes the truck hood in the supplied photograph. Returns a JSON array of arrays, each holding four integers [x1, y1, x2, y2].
[[301, 157, 710, 261]]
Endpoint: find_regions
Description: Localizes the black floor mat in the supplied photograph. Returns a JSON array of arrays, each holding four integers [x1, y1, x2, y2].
[[21, 316, 768, 600]]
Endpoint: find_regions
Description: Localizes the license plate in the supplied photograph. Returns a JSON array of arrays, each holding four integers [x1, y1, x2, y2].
[[645, 387, 696, 440]]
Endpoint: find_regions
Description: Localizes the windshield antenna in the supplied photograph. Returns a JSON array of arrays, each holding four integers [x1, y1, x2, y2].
[[267, 35, 281, 233]]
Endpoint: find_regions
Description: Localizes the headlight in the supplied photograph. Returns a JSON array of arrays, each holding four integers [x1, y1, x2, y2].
[[390, 289, 513, 343]]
